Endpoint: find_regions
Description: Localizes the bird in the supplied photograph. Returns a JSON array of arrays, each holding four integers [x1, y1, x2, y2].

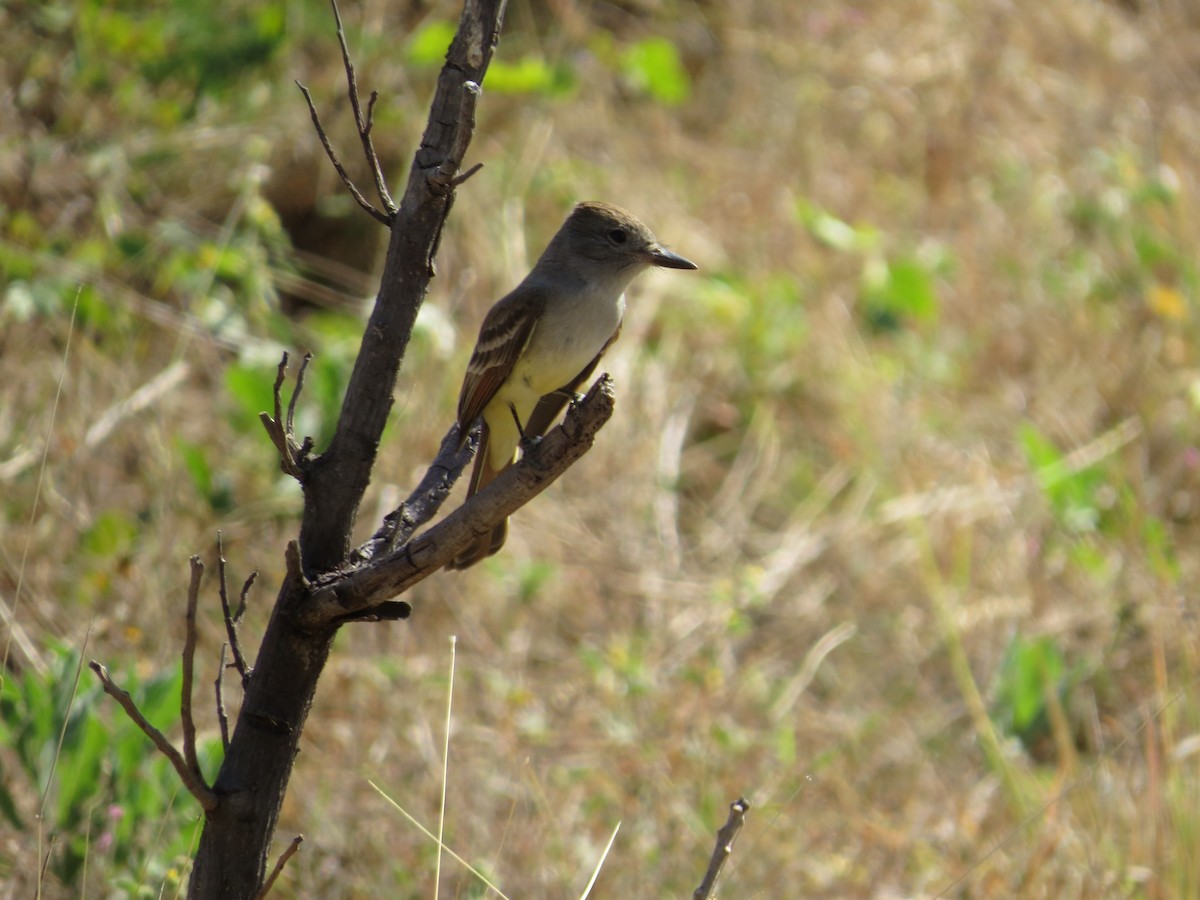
[[448, 201, 697, 569]]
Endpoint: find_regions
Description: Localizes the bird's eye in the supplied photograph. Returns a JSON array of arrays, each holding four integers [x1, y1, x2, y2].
[[608, 228, 627, 245]]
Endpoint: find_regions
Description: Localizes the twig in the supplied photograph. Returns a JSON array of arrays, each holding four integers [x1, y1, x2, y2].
[[255, 834, 304, 900], [293, 0, 398, 224], [329, 0, 396, 215], [287, 353, 311, 441], [235, 570, 257, 624], [89, 661, 218, 812], [693, 797, 750, 900], [295, 81, 391, 225], [352, 422, 476, 563], [450, 161, 485, 189], [215, 643, 231, 753], [217, 533, 250, 685], [259, 352, 313, 480], [299, 375, 616, 630], [181, 556, 206, 790]]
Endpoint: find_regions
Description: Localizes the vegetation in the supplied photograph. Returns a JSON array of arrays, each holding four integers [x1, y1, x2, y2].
[[4, 0, 1200, 895]]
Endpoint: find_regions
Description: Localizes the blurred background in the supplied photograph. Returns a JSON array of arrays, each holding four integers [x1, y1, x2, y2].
[[3, 0, 1200, 896]]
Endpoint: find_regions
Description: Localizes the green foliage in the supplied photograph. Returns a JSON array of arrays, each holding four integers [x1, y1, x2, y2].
[[618, 37, 691, 106], [177, 439, 235, 513], [795, 198, 946, 332], [795, 198, 879, 253], [0, 645, 217, 888], [861, 253, 942, 332], [79, 510, 140, 560], [992, 634, 1072, 756], [75, 0, 287, 118], [487, 56, 577, 97], [404, 20, 459, 66], [1019, 423, 1108, 535], [1065, 149, 1197, 318]]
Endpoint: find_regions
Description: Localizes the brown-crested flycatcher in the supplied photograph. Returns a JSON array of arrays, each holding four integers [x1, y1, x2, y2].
[[449, 201, 697, 569]]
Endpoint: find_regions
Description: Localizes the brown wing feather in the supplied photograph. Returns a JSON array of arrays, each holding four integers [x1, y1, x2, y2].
[[456, 289, 544, 437]]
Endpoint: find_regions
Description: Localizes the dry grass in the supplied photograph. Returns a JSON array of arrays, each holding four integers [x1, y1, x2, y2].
[[4, 0, 1200, 896]]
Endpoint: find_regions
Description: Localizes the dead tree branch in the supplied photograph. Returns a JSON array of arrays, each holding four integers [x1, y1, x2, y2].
[[294, 0, 397, 224], [216, 534, 251, 685], [301, 376, 615, 629], [693, 797, 750, 900], [215, 643, 231, 753], [180, 557, 206, 792], [90, 660, 218, 813], [255, 835, 304, 900], [258, 352, 313, 480]]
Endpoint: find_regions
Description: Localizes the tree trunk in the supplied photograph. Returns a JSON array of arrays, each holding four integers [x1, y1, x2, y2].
[[186, 2, 508, 895]]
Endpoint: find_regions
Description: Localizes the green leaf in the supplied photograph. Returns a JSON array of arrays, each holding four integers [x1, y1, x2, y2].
[[620, 37, 690, 106], [794, 199, 877, 252], [223, 362, 274, 435], [862, 255, 939, 330], [488, 56, 575, 96], [79, 510, 139, 558], [994, 634, 1066, 747], [1019, 422, 1104, 533], [405, 20, 457, 66]]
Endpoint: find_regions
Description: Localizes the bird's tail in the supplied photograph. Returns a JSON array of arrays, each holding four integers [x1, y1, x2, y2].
[[448, 424, 510, 569]]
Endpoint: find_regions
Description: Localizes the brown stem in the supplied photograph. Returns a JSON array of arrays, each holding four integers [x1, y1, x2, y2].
[[180, 556, 206, 790], [217, 533, 250, 685], [254, 835, 304, 900], [693, 797, 750, 900], [90, 661, 218, 813]]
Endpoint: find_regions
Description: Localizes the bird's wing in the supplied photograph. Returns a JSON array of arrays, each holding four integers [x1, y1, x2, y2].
[[523, 317, 623, 439], [457, 288, 544, 432]]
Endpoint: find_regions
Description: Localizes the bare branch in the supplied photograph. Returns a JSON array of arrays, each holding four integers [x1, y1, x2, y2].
[[352, 422, 476, 564], [693, 797, 750, 900], [287, 352, 312, 439], [328, 0, 396, 215], [217, 534, 250, 686], [255, 834, 304, 900], [215, 643, 231, 753], [295, 80, 392, 225], [235, 570, 257, 625], [90, 661, 218, 813], [450, 161, 485, 188], [298, 376, 616, 629], [259, 352, 312, 480], [181, 556, 206, 791]]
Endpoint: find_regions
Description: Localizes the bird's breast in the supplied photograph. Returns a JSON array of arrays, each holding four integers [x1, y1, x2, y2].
[[517, 288, 625, 393]]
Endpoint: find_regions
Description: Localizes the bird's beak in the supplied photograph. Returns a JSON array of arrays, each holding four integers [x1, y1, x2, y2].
[[646, 245, 698, 270]]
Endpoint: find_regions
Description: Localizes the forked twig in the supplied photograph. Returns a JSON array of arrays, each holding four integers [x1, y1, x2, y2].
[[693, 797, 750, 900], [90, 661, 218, 812], [296, 81, 390, 224], [294, 0, 397, 224], [329, 0, 395, 215], [259, 352, 313, 480], [217, 534, 250, 685]]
